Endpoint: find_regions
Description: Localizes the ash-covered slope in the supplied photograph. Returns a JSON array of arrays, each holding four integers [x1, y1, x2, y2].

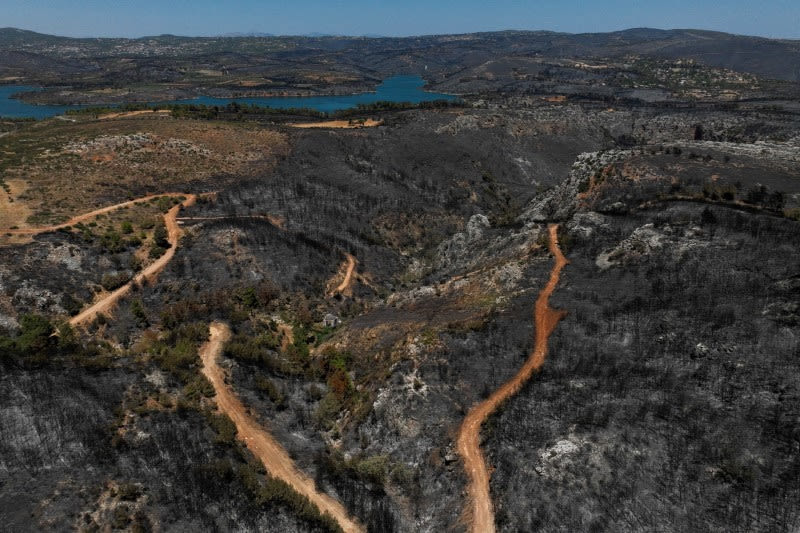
[[1, 95, 799, 531]]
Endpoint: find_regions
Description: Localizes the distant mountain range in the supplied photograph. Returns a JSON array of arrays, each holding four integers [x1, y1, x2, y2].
[[219, 32, 386, 38], [1, 26, 799, 81], [219, 32, 275, 38]]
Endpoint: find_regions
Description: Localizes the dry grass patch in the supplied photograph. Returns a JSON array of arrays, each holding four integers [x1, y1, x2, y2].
[[0, 179, 32, 232], [290, 119, 382, 129], [0, 116, 288, 225], [98, 109, 171, 120]]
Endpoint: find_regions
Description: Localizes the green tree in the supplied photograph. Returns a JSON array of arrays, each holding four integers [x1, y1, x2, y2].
[[17, 314, 54, 355], [57, 322, 78, 352], [130, 299, 148, 327]]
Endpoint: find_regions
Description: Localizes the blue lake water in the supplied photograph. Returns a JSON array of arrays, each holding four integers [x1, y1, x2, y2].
[[0, 85, 81, 119], [0, 76, 457, 119]]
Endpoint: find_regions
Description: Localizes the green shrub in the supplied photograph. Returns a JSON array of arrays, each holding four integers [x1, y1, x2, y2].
[[156, 196, 173, 212], [149, 243, 166, 259], [390, 462, 416, 491], [0, 336, 17, 361], [313, 393, 342, 430], [100, 230, 126, 253], [183, 375, 215, 402], [235, 287, 258, 308], [73, 352, 114, 372], [130, 299, 148, 327], [101, 272, 131, 291], [354, 454, 390, 485], [139, 217, 156, 230], [17, 314, 54, 355], [254, 374, 287, 409], [233, 463, 343, 532], [223, 333, 289, 374], [152, 222, 169, 248], [320, 449, 399, 488], [171, 322, 210, 345], [207, 412, 237, 446], [156, 337, 197, 379]]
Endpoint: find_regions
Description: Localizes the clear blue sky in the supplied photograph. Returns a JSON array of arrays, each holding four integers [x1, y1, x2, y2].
[[2, 0, 799, 39]]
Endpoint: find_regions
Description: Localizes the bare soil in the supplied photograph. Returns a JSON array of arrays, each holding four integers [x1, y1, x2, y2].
[[199, 322, 364, 533], [98, 109, 171, 120], [0, 179, 32, 233], [69, 194, 197, 327], [290, 119, 382, 129], [328, 253, 357, 298], [457, 224, 568, 532]]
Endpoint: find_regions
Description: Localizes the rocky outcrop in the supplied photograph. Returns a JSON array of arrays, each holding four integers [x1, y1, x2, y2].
[[521, 150, 631, 223], [435, 214, 491, 270], [595, 222, 709, 270]]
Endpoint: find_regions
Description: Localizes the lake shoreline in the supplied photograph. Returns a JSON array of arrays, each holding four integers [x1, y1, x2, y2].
[[10, 84, 382, 106], [1, 76, 460, 119]]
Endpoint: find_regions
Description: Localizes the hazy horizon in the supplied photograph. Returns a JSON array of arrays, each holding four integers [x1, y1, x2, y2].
[[4, 25, 800, 41], [1, 0, 798, 40]]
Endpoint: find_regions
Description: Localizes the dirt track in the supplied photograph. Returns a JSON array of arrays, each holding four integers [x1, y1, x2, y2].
[[199, 322, 364, 533], [328, 253, 356, 297], [68, 194, 196, 326], [277, 322, 294, 352], [290, 119, 382, 129], [0, 193, 199, 326], [5, 193, 190, 235], [8, 191, 361, 527], [98, 109, 170, 120], [456, 224, 568, 533]]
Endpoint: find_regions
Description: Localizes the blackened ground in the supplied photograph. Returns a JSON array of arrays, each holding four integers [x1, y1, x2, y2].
[[486, 204, 800, 532], [0, 365, 334, 532]]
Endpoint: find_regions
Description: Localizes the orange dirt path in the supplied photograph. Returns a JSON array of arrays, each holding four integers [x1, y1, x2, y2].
[[5, 193, 191, 235], [277, 322, 294, 352], [199, 322, 364, 533], [328, 253, 356, 297], [98, 109, 170, 120], [290, 119, 382, 129], [456, 224, 568, 533], [68, 194, 197, 327]]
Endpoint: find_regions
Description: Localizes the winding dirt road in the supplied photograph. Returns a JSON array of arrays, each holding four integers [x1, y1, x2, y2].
[[199, 322, 364, 533], [290, 119, 383, 129], [6, 192, 363, 528], [5, 193, 190, 235], [456, 224, 568, 533], [328, 253, 356, 297], [2, 192, 198, 327], [68, 194, 196, 327]]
